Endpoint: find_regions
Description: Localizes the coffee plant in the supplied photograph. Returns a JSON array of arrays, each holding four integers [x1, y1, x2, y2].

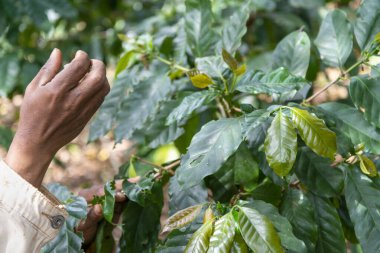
[[33, 0, 380, 252]]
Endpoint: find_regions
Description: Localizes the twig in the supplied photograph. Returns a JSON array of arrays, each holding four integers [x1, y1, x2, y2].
[[133, 155, 165, 170], [156, 56, 190, 72]]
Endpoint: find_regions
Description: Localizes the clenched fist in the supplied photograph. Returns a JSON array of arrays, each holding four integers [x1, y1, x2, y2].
[[5, 49, 110, 187]]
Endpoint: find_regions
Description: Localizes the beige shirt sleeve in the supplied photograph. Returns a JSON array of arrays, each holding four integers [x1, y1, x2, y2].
[[0, 160, 68, 253]]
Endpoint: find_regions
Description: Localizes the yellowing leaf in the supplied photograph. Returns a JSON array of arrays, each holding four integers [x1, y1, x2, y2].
[[203, 206, 214, 223], [234, 63, 246, 76], [375, 32, 380, 43], [162, 204, 204, 233], [222, 48, 238, 70], [184, 219, 214, 253], [187, 70, 214, 88], [290, 107, 337, 159], [358, 155, 378, 177], [128, 160, 137, 178]]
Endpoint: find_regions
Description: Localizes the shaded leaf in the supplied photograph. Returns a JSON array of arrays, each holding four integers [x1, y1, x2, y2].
[[122, 177, 154, 206], [95, 221, 115, 253], [319, 102, 380, 154], [309, 194, 346, 253], [314, 10, 353, 67], [195, 56, 227, 78], [222, 49, 238, 70], [354, 0, 380, 51], [264, 110, 297, 177], [166, 90, 218, 125], [349, 75, 380, 128], [231, 232, 249, 253], [177, 118, 243, 189], [295, 147, 344, 197], [237, 67, 309, 95], [237, 206, 284, 253], [0, 54, 20, 97], [280, 189, 318, 253], [290, 107, 337, 159], [103, 181, 116, 223], [345, 167, 380, 253], [272, 30, 310, 77]]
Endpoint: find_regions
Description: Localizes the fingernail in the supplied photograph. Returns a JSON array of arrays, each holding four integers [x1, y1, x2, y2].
[[48, 48, 58, 60], [75, 50, 84, 58]]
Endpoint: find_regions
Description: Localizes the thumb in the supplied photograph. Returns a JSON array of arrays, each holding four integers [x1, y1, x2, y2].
[[31, 48, 62, 88]]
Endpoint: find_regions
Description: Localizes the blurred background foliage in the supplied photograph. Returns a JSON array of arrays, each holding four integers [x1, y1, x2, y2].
[[0, 0, 357, 97]]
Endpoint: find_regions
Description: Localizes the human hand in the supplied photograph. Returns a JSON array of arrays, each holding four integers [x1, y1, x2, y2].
[[5, 49, 110, 188]]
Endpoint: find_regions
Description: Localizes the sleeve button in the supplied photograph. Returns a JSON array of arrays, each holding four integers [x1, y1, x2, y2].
[[50, 215, 65, 229]]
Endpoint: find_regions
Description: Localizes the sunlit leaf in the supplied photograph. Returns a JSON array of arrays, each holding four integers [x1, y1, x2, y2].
[[184, 219, 214, 253], [162, 204, 204, 233], [187, 70, 214, 88], [208, 213, 236, 253], [358, 155, 377, 177]]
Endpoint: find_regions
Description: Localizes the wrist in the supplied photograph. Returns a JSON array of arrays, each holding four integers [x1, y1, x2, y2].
[[5, 137, 54, 188]]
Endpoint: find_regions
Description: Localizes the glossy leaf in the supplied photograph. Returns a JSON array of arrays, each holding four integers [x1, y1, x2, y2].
[[220, 3, 252, 54], [184, 219, 214, 253], [231, 232, 249, 253], [319, 102, 380, 154], [243, 110, 272, 148], [103, 181, 116, 223], [349, 75, 380, 127], [162, 204, 204, 233], [237, 206, 284, 253], [264, 110, 297, 177], [195, 56, 227, 78], [309, 194, 346, 253], [185, 0, 215, 57], [295, 147, 344, 197], [114, 73, 172, 142], [354, 0, 380, 50], [188, 70, 214, 88], [290, 107, 337, 159], [345, 167, 380, 253], [122, 177, 154, 206], [41, 184, 87, 253], [176, 118, 243, 189], [166, 90, 218, 125], [272, 30, 311, 77], [208, 213, 236, 253], [115, 50, 136, 77], [280, 189, 318, 253], [250, 180, 283, 207], [314, 10, 353, 67], [358, 155, 378, 177], [245, 201, 307, 253], [237, 67, 309, 95]]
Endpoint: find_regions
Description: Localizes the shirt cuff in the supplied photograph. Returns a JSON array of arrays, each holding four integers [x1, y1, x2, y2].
[[0, 159, 68, 242]]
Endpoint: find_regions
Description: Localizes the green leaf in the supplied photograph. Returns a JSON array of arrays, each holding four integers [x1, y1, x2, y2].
[[272, 30, 311, 77], [184, 219, 214, 253], [208, 213, 236, 252], [258, 153, 286, 187], [220, 3, 252, 54], [309, 194, 346, 253], [103, 181, 116, 223], [119, 182, 163, 252], [195, 56, 228, 78], [237, 67, 309, 95], [169, 177, 208, 214], [231, 232, 249, 253], [280, 189, 318, 253], [244, 201, 307, 253], [289, 0, 324, 9], [0, 126, 13, 150], [349, 75, 380, 127], [162, 204, 204, 233], [358, 155, 378, 177], [115, 50, 136, 77], [41, 184, 87, 253], [264, 110, 297, 177], [243, 110, 271, 148], [345, 167, 380, 253], [185, 0, 215, 57], [250, 180, 283, 206], [176, 118, 243, 189], [319, 102, 380, 154], [237, 206, 284, 253], [290, 107, 337, 159], [122, 177, 154, 206], [89, 71, 137, 142], [354, 0, 380, 51], [233, 144, 260, 190], [95, 221, 115, 253], [114, 73, 172, 142], [0, 53, 20, 97], [295, 147, 344, 197], [166, 90, 218, 125], [314, 9, 353, 67], [222, 49, 239, 71]]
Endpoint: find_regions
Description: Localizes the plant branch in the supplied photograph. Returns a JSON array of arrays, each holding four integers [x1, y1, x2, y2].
[[305, 59, 365, 103], [156, 55, 190, 72], [132, 155, 165, 170]]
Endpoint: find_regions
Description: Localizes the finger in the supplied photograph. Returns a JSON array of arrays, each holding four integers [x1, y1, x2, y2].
[[78, 185, 103, 202], [112, 202, 127, 224], [52, 50, 91, 90], [77, 204, 103, 232], [30, 48, 62, 89], [115, 191, 127, 202], [74, 59, 108, 101]]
